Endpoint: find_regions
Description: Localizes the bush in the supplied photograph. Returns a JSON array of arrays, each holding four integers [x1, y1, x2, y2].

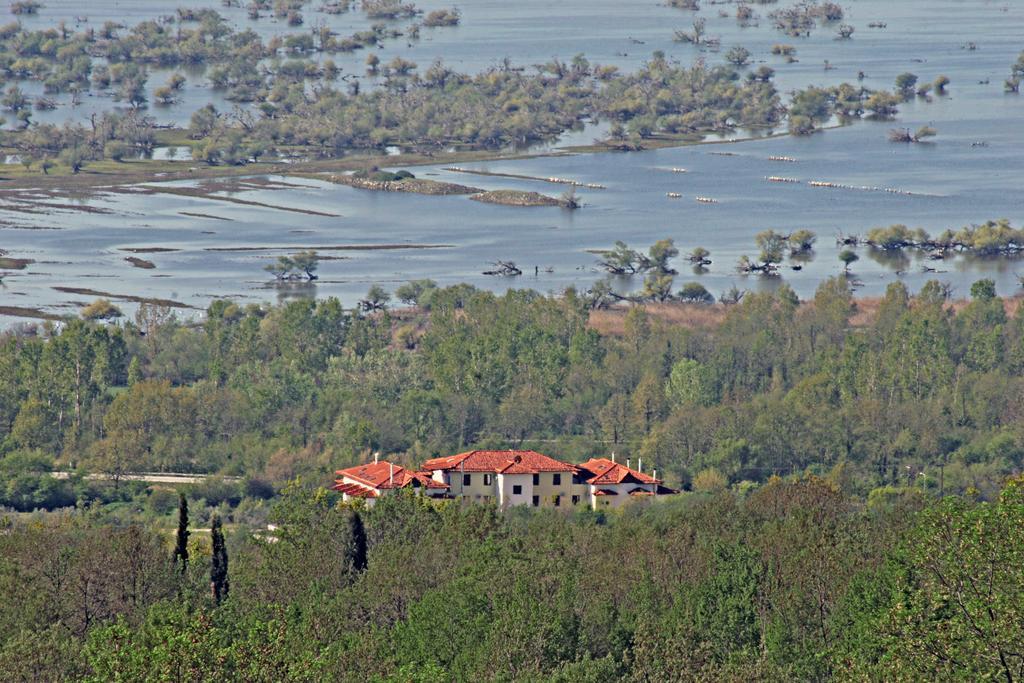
[[81, 299, 123, 321], [678, 282, 714, 304], [104, 141, 134, 162]]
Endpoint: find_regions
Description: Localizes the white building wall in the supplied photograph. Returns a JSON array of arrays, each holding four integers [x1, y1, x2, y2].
[[498, 473, 533, 508], [589, 482, 657, 509]]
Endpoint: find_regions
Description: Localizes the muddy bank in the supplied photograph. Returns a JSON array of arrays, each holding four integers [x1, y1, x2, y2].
[[0, 305, 65, 321], [114, 185, 342, 217], [470, 190, 565, 207], [204, 243, 452, 252], [321, 174, 481, 195], [445, 167, 605, 189], [52, 287, 195, 309], [0, 255, 34, 269], [125, 256, 156, 269], [180, 211, 233, 221]]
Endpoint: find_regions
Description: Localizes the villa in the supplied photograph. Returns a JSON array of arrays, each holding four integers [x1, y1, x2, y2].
[[335, 450, 678, 509], [423, 449, 579, 508], [333, 457, 449, 506]]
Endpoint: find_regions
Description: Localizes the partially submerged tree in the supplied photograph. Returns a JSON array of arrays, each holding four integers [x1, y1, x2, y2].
[[739, 230, 786, 274], [359, 284, 391, 312], [599, 241, 643, 275], [264, 251, 319, 281], [838, 249, 859, 273], [788, 230, 817, 254], [688, 247, 711, 266]]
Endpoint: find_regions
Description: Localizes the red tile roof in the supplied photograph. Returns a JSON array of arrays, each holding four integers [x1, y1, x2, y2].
[[576, 458, 661, 486], [335, 460, 448, 492], [333, 482, 378, 498], [423, 450, 577, 475]]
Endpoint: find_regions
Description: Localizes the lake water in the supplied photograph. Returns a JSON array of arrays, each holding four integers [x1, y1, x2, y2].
[[2, 0, 1023, 324]]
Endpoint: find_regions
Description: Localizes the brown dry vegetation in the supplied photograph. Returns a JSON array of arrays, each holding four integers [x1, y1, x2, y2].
[[588, 295, 1024, 335]]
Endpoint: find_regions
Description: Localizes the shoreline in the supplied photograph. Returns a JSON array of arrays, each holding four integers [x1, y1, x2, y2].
[[0, 123, 847, 194]]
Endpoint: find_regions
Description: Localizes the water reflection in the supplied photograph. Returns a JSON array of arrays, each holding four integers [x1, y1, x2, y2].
[[273, 281, 318, 304]]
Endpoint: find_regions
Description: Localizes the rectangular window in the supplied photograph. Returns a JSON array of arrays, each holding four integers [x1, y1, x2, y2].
[[463, 474, 471, 486], [532, 496, 539, 507], [483, 474, 493, 486], [512, 485, 522, 495], [552, 473, 561, 486], [554, 496, 561, 507], [571, 495, 580, 505], [532, 473, 539, 485]]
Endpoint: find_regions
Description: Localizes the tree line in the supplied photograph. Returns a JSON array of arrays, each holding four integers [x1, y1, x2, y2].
[[2, 472, 1023, 680]]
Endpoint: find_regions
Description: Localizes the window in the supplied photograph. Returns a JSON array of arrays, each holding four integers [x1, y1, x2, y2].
[[512, 485, 522, 495], [463, 474, 471, 486], [571, 495, 580, 505], [552, 473, 561, 486], [554, 496, 561, 507], [532, 496, 539, 507], [532, 473, 539, 485], [483, 474, 493, 486]]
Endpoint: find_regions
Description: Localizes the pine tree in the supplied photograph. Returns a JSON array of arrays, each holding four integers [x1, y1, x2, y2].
[[210, 514, 229, 604], [173, 492, 189, 574], [348, 510, 368, 574]]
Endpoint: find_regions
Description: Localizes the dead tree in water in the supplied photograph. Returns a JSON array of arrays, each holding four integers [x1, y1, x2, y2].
[[483, 261, 522, 276]]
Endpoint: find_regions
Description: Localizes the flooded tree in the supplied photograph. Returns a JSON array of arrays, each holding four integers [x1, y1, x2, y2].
[[738, 229, 786, 274], [788, 230, 817, 254], [838, 249, 859, 273], [726, 46, 752, 66], [688, 247, 711, 266]]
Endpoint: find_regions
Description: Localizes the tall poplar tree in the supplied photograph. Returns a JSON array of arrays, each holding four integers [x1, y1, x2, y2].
[[210, 514, 229, 604], [173, 493, 189, 574], [347, 510, 368, 574]]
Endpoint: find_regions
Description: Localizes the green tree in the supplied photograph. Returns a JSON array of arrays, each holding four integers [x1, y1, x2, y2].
[[210, 514, 229, 604], [347, 509, 368, 574], [174, 493, 190, 574], [838, 249, 859, 273]]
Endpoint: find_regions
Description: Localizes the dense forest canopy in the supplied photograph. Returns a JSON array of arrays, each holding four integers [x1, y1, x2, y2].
[[3, 276, 1024, 511], [2, 472, 1023, 680]]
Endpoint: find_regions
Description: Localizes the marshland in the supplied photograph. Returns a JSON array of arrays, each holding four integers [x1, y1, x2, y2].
[[0, 0, 1022, 323]]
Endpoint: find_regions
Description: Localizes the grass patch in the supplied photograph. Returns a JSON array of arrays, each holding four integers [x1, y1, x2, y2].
[[0, 256, 34, 269], [125, 257, 156, 269]]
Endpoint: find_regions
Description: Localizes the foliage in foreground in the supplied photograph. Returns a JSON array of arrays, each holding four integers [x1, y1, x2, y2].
[[2, 477, 1023, 681]]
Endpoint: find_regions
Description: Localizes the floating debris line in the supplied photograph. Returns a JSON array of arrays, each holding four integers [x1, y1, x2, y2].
[[767, 155, 798, 162], [708, 151, 739, 157], [670, 167, 688, 173], [806, 180, 941, 197], [666, 192, 682, 198], [765, 176, 801, 183], [443, 167, 605, 189], [695, 196, 719, 204]]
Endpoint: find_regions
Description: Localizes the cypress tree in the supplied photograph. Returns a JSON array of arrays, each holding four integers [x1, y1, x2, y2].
[[210, 514, 229, 604], [348, 510, 368, 574], [173, 492, 189, 574]]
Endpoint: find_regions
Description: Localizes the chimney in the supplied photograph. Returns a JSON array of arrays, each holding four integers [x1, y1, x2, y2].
[[653, 468, 657, 481], [638, 458, 642, 473], [374, 451, 379, 464], [626, 458, 631, 470], [389, 462, 394, 486], [611, 452, 616, 463]]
